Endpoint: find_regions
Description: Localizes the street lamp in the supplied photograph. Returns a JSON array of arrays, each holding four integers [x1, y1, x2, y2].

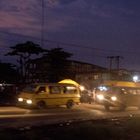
[[133, 75, 139, 82]]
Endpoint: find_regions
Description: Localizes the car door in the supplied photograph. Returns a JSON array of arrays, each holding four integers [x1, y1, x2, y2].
[[47, 85, 63, 105]]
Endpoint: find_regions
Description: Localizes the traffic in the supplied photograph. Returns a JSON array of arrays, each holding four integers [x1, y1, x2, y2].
[[1, 79, 140, 130], [1, 79, 140, 112]]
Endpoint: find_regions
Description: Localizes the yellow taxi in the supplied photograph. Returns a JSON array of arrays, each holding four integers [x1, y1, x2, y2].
[[18, 83, 81, 109]]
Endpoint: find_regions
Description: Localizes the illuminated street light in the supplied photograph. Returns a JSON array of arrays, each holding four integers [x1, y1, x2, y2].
[[133, 75, 139, 82], [79, 85, 85, 91]]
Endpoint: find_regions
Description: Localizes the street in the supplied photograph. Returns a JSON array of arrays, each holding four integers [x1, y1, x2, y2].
[[0, 103, 140, 129]]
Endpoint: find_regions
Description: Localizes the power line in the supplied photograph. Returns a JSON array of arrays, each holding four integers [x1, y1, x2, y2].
[[0, 30, 140, 56], [0, 32, 107, 59], [1, 31, 140, 70]]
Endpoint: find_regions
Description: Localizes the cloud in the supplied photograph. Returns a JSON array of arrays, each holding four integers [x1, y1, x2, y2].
[[0, 0, 140, 69], [0, 0, 43, 36], [0, 0, 137, 36]]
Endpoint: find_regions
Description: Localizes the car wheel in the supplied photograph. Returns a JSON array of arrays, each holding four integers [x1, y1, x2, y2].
[[66, 100, 74, 109], [37, 101, 46, 109]]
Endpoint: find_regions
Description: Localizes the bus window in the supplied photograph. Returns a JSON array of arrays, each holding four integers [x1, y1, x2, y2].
[[49, 86, 61, 94], [37, 86, 46, 93], [63, 86, 77, 94]]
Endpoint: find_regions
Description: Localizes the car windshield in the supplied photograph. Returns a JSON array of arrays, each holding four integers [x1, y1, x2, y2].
[[96, 86, 121, 94]]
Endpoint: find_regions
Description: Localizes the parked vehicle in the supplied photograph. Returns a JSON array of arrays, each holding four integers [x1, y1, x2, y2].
[[0, 83, 17, 105]]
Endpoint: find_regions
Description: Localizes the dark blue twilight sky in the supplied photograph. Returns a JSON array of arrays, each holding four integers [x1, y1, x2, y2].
[[0, 0, 140, 70]]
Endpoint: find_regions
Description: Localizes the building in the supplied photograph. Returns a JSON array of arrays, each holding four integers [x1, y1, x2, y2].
[[26, 57, 133, 90], [26, 58, 106, 83], [76, 69, 132, 90]]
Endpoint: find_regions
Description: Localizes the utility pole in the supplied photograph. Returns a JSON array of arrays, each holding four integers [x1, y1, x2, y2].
[[107, 56, 115, 71], [107, 56, 123, 70], [115, 56, 123, 70], [41, 0, 45, 48]]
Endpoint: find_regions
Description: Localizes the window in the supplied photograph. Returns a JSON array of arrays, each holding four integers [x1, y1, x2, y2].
[[37, 86, 46, 93], [49, 86, 61, 94], [63, 86, 77, 94], [23, 84, 37, 92]]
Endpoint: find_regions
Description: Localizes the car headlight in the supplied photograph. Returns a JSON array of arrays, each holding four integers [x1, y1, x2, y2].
[[26, 99, 32, 104], [18, 98, 23, 102], [97, 94, 104, 100], [111, 96, 117, 101]]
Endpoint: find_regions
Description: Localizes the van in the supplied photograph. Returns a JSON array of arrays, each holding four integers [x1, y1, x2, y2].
[[17, 83, 81, 109], [94, 80, 140, 111]]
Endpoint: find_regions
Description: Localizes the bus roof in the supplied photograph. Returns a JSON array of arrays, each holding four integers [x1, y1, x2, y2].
[[28, 83, 78, 87], [101, 80, 140, 88], [58, 79, 80, 87]]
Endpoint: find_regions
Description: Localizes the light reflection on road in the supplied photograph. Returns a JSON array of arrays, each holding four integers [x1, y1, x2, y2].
[[0, 103, 140, 129], [0, 104, 139, 118]]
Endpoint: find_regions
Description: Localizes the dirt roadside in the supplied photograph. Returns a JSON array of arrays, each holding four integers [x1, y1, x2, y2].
[[0, 116, 140, 140]]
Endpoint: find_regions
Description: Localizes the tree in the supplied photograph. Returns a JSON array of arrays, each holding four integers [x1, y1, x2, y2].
[[43, 48, 72, 82], [0, 62, 19, 83], [6, 41, 47, 82]]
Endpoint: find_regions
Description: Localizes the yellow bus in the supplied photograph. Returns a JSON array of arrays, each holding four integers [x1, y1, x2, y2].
[[18, 83, 81, 109], [94, 80, 140, 111]]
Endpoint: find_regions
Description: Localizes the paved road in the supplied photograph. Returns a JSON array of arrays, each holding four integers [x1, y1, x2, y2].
[[0, 103, 139, 129]]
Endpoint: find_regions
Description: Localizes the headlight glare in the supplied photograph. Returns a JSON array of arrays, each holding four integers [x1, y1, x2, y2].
[[97, 94, 104, 100], [26, 99, 32, 104], [18, 98, 23, 102], [111, 96, 117, 101]]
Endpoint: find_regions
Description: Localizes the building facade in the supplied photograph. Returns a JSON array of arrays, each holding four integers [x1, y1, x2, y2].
[[26, 58, 106, 83], [26, 57, 132, 90]]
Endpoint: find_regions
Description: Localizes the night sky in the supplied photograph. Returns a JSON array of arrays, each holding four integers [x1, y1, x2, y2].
[[0, 0, 140, 70]]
